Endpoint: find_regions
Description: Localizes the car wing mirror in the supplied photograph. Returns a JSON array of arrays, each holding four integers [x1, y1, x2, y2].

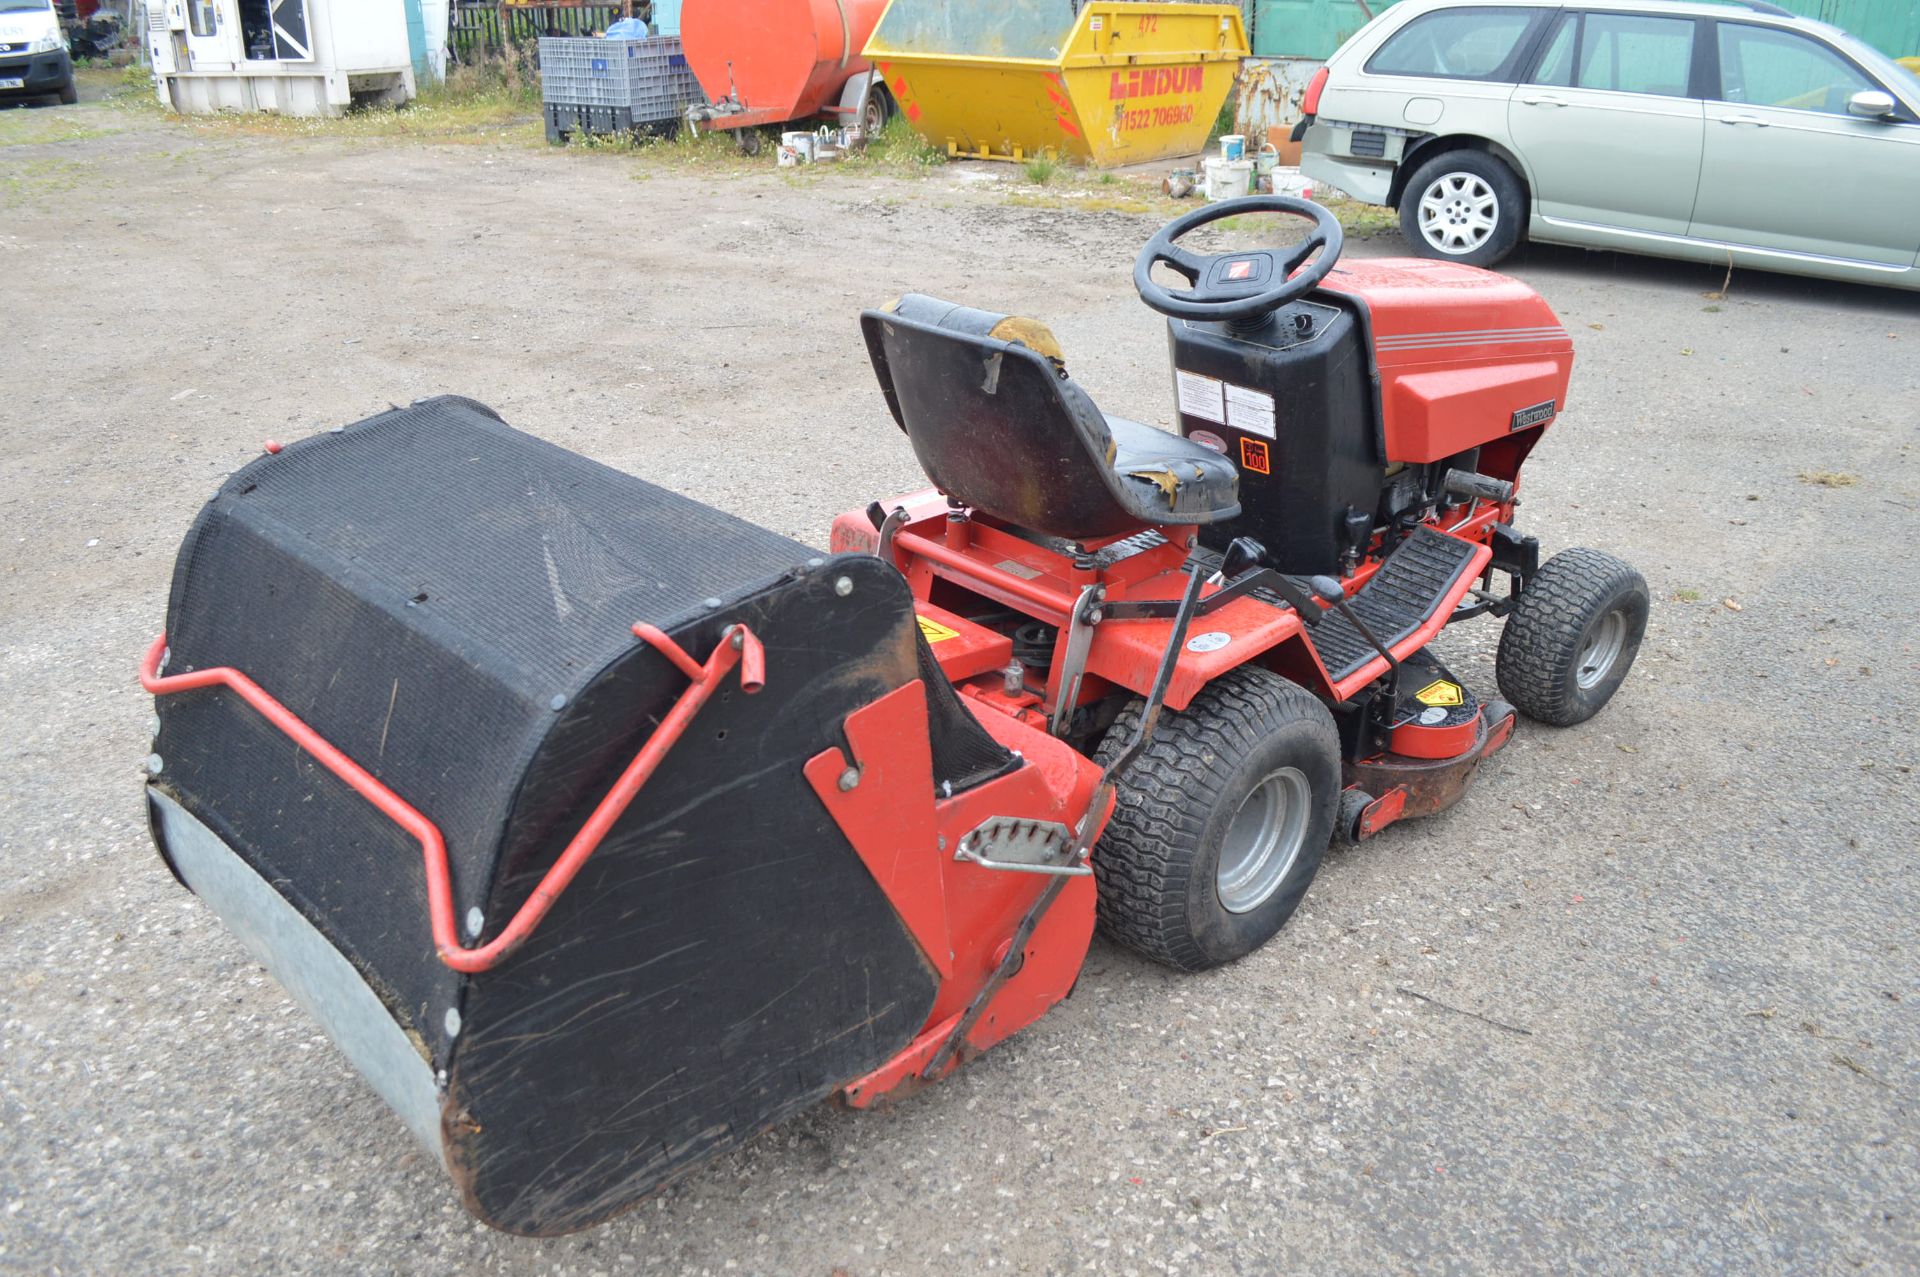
[[1846, 89, 1897, 120]]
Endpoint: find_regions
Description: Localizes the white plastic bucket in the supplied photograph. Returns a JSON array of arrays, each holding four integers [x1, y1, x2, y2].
[[1270, 166, 1315, 198], [1254, 142, 1279, 176], [1202, 157, 1254, 201], [780, 131, 815, 164], [1218, 133, 1246, 161]]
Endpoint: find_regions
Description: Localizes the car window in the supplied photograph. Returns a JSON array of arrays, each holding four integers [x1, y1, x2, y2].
[[1717, 23, 1875, 115], [1530, 13, 1576, 86], [1366, 7, 1543, 82], [1574, 14, 1695, 97]]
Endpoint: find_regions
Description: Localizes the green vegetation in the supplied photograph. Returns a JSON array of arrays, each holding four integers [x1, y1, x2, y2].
[[0, 112, 111, 148], [1022, 154, 1059, 184]]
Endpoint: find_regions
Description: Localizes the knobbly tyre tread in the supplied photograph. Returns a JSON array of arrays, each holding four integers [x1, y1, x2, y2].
[[1091, 665, 1339, 972], [1496, 547, 1648, 727]]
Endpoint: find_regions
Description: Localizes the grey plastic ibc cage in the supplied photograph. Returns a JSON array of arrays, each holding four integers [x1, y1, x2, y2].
[[537, 36, 705, 125]]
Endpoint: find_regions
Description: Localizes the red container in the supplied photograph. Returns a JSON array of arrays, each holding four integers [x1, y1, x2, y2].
[[682, 0, 891, 131]]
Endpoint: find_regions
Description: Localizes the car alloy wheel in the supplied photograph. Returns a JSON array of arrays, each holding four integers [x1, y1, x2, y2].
[[1417, 172, 1500, 256]]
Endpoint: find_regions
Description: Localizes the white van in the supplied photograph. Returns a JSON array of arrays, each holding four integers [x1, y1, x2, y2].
[[0, 0, 76, 106]]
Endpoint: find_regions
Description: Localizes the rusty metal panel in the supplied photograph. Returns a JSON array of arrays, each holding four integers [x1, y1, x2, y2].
[[1233, 54, 1325, 136]]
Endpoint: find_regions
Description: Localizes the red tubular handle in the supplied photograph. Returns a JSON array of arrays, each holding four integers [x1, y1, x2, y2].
[[141, 622, 762, 974]]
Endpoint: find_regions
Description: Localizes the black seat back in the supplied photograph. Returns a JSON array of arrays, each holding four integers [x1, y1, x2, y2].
[[862, 296, 1149, 541]]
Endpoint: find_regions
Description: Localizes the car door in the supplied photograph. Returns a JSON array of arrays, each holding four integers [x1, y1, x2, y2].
[[1507, 10, 1705, 236], [1690, 20, 1920, 269]]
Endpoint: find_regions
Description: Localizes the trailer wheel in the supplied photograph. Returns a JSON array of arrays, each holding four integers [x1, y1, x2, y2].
[[735, 128, 763, 157], [862, 84, 894, 136], [1496, 548, 1648, 726], [1091, 666, 1339, 972]]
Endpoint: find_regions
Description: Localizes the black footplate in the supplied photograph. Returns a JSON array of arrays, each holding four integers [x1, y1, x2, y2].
[[1310, 527, 1481, 681]]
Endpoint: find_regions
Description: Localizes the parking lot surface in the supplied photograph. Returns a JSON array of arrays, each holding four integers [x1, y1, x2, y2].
[[2, 105, 1917, 1275]]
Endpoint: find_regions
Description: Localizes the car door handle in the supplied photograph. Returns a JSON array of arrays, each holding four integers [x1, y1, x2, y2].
[[1717, 114, 1771, 127], [1517, 93, 1567, 107]]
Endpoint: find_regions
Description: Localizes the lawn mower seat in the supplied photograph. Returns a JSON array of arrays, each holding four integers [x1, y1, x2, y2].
[[143, 396, 1018, 1235], [861, 294, 1241, 542]]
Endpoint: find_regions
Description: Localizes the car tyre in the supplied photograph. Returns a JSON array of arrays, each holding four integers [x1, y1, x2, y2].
[[1091, 666, 1340, 973], [1399, 149, 1524, 268], [58, 79, 79, 105]]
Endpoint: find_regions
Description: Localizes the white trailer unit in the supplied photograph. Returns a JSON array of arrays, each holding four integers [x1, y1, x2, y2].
[[149, 0, 417, 116]]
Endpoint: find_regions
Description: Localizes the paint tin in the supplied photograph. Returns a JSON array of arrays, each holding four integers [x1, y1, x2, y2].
[[1218, 133, 1246, 161]]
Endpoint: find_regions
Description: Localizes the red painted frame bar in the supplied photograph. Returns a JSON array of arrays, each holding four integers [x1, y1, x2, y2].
[[139, 622, 764, 974]]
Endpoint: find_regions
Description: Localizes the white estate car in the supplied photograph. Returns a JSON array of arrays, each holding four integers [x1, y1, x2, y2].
[[1297, 0, 1920, 289]]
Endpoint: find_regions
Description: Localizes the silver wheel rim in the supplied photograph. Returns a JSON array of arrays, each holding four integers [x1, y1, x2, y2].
[[1576, 610, 1627, 690], [1216, 767, 1312, 915], [1417, 172, 1499, 255]]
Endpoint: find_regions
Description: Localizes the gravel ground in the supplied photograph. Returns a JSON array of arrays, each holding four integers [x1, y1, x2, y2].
[[2, 102, 1917, 1276]]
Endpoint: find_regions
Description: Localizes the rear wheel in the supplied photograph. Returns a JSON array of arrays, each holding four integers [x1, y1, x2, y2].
[[1496, 548, 1648, 726], [1399, 149, 1524, 268], [1092, 666, 1340, 972]]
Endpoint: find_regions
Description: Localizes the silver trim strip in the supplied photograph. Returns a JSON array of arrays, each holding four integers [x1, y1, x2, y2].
[[1538, 215, 1914, 275], [150, 789, 447, 1160]]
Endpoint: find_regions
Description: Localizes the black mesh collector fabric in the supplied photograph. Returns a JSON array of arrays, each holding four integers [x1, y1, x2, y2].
[[146, 397, 1016, 1234], [153, 396, 820, 1065]]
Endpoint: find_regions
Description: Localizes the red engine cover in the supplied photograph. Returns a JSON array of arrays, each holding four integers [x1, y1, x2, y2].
[[1321, 258, 1573, 466]]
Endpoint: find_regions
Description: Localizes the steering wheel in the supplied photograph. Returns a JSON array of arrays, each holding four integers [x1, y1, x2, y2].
[[1133, 195, 1344, 322]]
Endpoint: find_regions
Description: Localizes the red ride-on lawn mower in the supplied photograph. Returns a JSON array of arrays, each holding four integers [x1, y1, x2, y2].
[[140, 197, 1645, 1236]]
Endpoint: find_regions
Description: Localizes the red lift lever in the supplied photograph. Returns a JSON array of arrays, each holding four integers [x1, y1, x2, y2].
[[139, 621, 764, 974]]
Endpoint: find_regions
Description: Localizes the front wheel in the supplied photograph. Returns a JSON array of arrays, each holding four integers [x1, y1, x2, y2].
[[58, 78, 79, 106], [1496, 548, 1648, 726], [1399, 149, 1524, 268], [1091, 666, 1340, 973]]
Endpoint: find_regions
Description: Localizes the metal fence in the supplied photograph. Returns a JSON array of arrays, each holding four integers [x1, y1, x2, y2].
[[451, 3, 628, 59]]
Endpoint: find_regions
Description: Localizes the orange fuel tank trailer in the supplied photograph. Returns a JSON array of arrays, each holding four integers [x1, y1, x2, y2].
[[682, 0, 893, 136]]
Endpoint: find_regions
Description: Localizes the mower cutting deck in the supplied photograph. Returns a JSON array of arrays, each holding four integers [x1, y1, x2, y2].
[[142, 198, 1646, 1235]]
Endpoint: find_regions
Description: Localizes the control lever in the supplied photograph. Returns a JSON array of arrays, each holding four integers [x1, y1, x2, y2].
[[1209, 535, 1267, 586], [1310, 575, 1402, 699], [1197, 535, 1322, 626], [1441, 469, 1516, 505]]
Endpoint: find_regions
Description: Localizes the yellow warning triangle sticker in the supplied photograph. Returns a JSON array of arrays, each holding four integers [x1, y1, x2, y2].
[[916, 614, 961, 644], [1415, 679, 1464, 707]]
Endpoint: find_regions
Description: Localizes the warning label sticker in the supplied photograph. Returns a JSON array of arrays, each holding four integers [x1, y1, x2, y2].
[[1175, 369, 1225, 424], [1239, 437, 1271, 475], [916, 615, 961, 644], [1225, 383, 1276, 438], [1415, 679, 1464, 707]]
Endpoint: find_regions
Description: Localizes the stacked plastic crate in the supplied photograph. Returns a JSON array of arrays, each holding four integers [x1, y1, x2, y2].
[[538, 36, 706, 143]]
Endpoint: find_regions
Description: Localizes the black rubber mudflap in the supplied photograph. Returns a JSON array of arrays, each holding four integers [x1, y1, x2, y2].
[[1309, 527, 1480, 680], [147, 397, 943, 1235]]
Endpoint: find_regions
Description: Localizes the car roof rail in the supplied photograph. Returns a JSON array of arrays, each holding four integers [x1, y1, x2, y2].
[[1728, 1, 1795, 17]]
